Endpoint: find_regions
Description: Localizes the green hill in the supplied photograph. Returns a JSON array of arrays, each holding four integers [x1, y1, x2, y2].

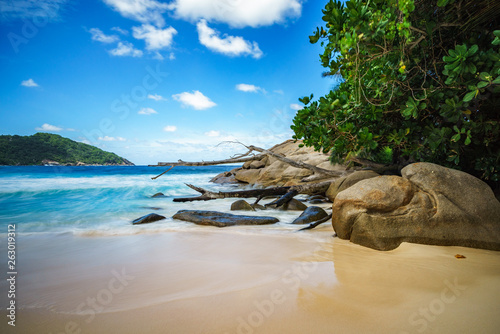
[[0, 133, 134, 166]]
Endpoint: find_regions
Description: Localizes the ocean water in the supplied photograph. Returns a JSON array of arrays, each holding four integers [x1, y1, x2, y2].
[[0, 165, 315, 236]]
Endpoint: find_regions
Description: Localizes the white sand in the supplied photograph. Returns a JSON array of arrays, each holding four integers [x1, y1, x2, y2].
[[1, 226, 500, 333]]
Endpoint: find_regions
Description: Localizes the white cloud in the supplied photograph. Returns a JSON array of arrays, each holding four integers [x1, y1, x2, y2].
[[0, 0, 67, 21], [21, 78, 39, 87], [35, 123, 62, 131], [290, 103, 302, 110], [109, 41, 143, 57], [103, 0, 169, 27], [205, 130, 220, 137], [168, 0, 302, 28], [147, 94, 166, 101], [236, 83, 262, 93], [172, 90, 216, 110], [132, 24, 177, 51], [138, 107, 158, 115], [89, 28, 119, 43], [111, 26, 128, 35], [163, 125, 177, 132], [274, 89, 284, 95], [152, 52, 164, 60], [169, 52, 175, 60], [197, 19, 262, 59], [79, 138, 91, 145], [98, 136, 126, 141]]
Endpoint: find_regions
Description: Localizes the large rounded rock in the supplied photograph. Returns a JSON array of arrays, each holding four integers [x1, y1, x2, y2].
[[326, 170, 379, 202], [332, 163, 500, 251], [231, 200, 255, 211], [210, 171, 238, 184], [133, 213, 166, 225], [234, 169, 262, 184], [172, 210, 279, 227], [249, 160, 266, 169], [292, 206, 329, 224]]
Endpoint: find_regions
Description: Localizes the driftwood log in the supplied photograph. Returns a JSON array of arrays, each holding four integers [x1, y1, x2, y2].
[[173, 181, 331, 203]]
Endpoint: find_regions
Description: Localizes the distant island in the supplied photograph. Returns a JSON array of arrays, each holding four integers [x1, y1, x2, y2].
[[0, 133, 134, 166]]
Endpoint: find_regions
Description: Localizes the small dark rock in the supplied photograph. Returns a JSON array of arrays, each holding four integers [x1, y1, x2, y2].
[[278, 198, 308, 211], [151, 192, 166, 198], [292, 206, 329, 224], [140, 207, 163, 211], [309, 199, 326, 204], [231, 200, 255, 211], [308, 195, 327, 201], [172, 210, 279, 227], [133, 213, 166, 225]]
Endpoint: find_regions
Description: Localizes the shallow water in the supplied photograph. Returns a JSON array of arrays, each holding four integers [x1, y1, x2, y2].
[[0, 165, 322, 237]]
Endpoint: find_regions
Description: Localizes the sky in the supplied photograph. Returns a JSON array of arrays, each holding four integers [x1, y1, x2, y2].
[[0, 0, 336, 165]]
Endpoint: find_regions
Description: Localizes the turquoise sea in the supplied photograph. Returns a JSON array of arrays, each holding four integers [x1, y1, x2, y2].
[[0, 166, 307, 236]]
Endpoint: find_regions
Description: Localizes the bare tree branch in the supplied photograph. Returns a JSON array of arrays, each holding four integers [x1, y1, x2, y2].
[[245, 145, 342, 177], [297, 214, 333, 231], [150, 141, 343, 180]]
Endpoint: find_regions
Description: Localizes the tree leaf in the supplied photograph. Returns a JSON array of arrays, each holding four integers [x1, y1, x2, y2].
[[463, 91, 476, 102], [477, 81, 488, 89], [437, 0, 449, 7], [467, 44, 478, 56]]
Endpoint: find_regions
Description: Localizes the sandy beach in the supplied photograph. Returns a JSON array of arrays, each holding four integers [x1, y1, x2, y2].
[[2, 225, 500, 334]]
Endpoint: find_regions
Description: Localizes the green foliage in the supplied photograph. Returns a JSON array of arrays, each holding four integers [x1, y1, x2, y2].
[[0, 133, 132, 165], [291, 0, 500, 185]]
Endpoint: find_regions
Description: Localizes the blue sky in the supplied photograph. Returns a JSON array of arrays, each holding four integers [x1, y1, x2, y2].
[[0, 0, 335, 165]]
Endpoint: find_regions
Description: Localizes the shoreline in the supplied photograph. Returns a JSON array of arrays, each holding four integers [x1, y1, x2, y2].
[[2, 228, 500, 333]]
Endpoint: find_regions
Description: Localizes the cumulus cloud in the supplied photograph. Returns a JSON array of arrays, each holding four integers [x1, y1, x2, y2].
[[290, 103, 302, 110], [138, 107, 158, 115], [98, 136, 126, 141], [197, 20, 262, 58], [111, 26, 128, 35], [132, 24, 177, 50], [147, 94, 166, 101], [21, 78, 39, 87], [204, 130, 220, 137], [236, 83, 262, 93], [163, 125, 177, 132], [35, 123, 62, 131], [168, 0, 302, 28], [103, 0, 169, 27], [109, 41, 143, 57], [172, 90, 216, 110], [89, 28, 119, 43]]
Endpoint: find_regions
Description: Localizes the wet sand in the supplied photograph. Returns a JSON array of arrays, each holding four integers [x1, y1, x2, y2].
[[1, 226, 500, 333]]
